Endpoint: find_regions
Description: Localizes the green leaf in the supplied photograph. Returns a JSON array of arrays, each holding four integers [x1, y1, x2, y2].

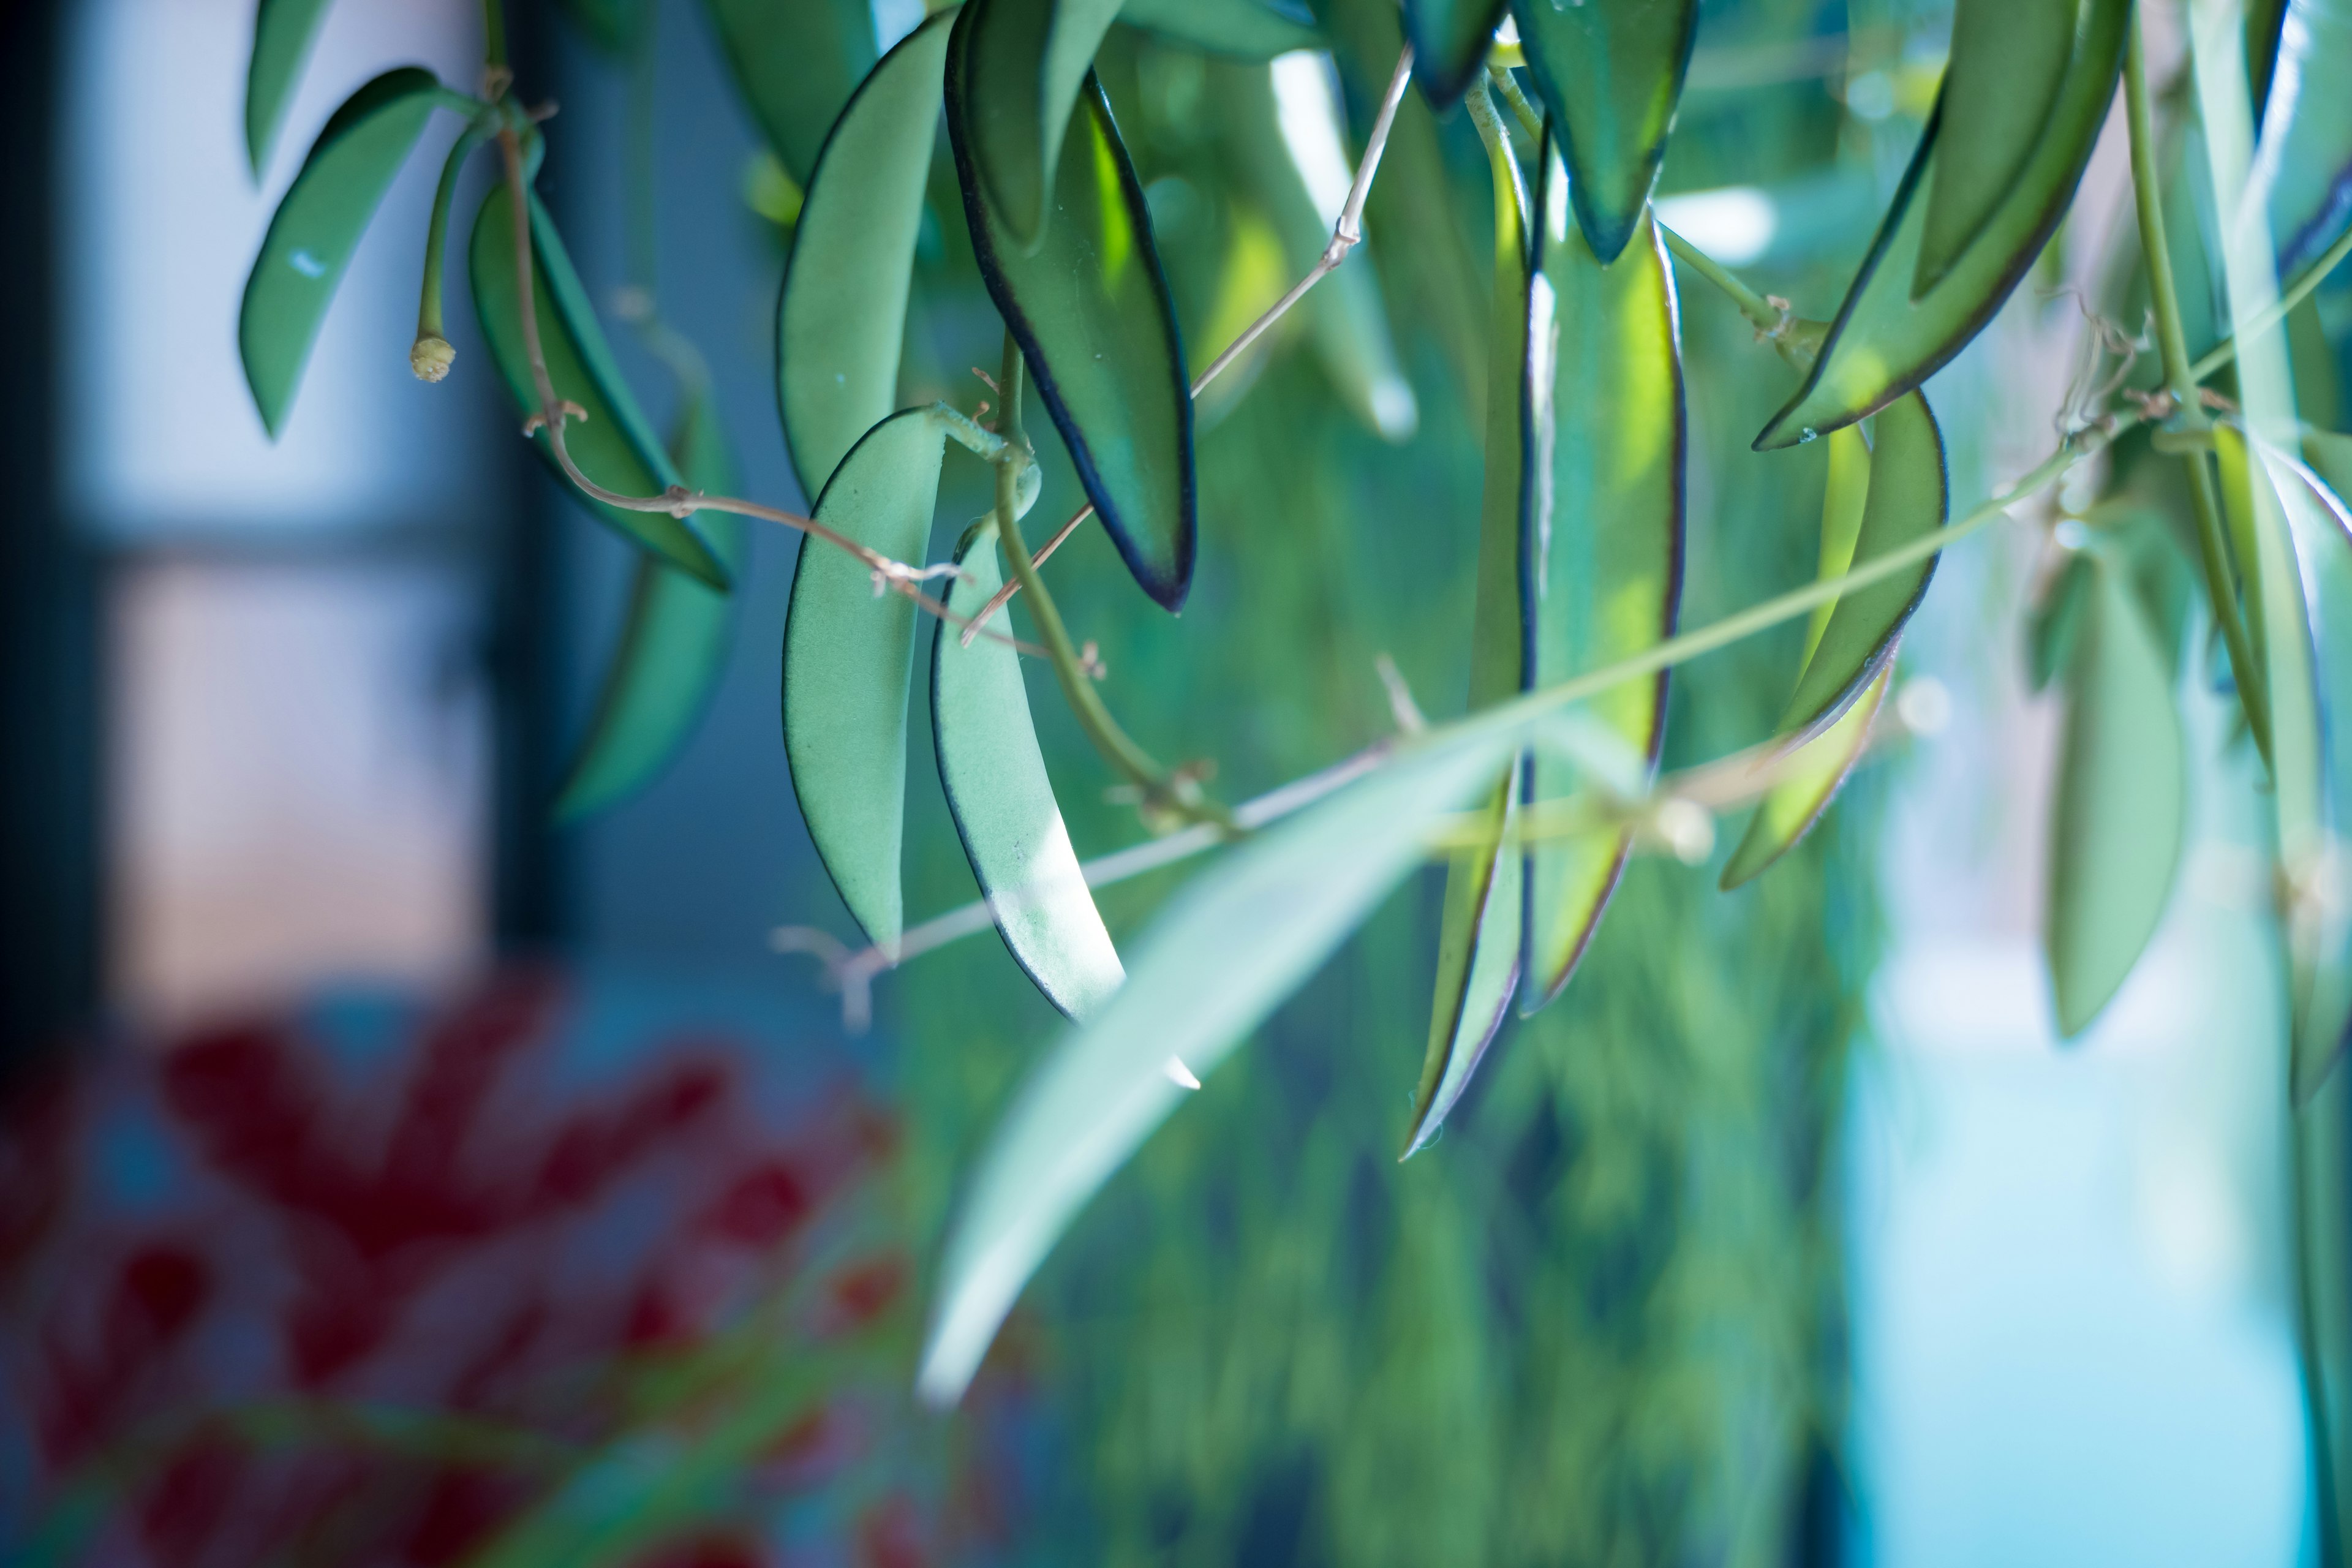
[[1521, 147, 1684, 1010], [954, 0, 1127, 253], [780, 407, 951, 951], [1403, 776, 1518, 1157], [555, 398, 748, 820], [948, 42, 1196, 609], [915, 717, 1529, 1407], [1913, 0, 2078, 295], [2044, 555, 2186, 1038], [556, 0, 650, 55], [2250, 0, 2352, 277], [1722, 664, 1891, 890], [1118, 0, 1321, 58], [2215, 424, 2277, 674], [933, 523, 1126, 1019], [1754, 0, 2128, 450], [238, 68, 442, 438], [779, 11, 955, 502], [244, 0, 336, 176], [2028, 551, 2093, 693], [1510, 0, 1698, 263], [1402, 0, 1509, 108], [1776, 393, 1948, 741], [699, 0, 878, 186], [469, 184, 731, 589]]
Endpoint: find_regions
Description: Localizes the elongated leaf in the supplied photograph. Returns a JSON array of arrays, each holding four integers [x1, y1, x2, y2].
[[933, 524, 1126, 1018], [700, 0, 877, 186], [2045, 556, 2186, 1037], [1722, 664, 1891, 889], [781, 408, 950, 950], [956, 0, 1126, 252], [948, 42, 1196, 609], [1776, 393, 1948, 741], [1510, 0, 1698, 263], [469, 186, 730, 588], [916, 718, 1528, 1406], [239, 68, 441, 437], [556, 0, 649, 53], [780, 12, 954, 502], [2029, 551, 2093, 692], [1915, 0, 2076, 293], [1754, 0, 2128, 449], [2216, 424, 2278, 671], [556, 399, 747, 820], [1404, 779, 1518, 1156], [1521, 146, 1684, 1010], [1119, 0, 1320, 58], [2250, 0, 2352, 277], [1403, 0, 1509, 108], [245, 0, 336, 175]]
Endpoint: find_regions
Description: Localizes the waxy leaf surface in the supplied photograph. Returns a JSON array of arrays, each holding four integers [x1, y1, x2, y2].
[[1510, 0, 1698, 263], [1721, 665, 1891, 889], [700, 0, 877, 185], [2250, 0, 2352, 278], [934, 526, 1125, 1019], [240, 68, 440, 438], [469, 186, 729, 588], [1915, 0, 2075, 293], [780, 408, 949, 951], [1118, 0, 1320, 58], [955, 0, 1126, 252], [948, 42, 1195, 608], [1403, 0, 1509, 107], [780, 11, 954, 502], [245, 0, 336, 175]]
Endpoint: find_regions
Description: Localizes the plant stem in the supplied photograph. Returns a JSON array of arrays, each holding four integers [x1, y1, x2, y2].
[[413, 122, 488, 366], [1659, 224, 1789, 337], [2126, 12, 2274, 767], [2293, 1096, 2348, 1568], [482, 0, 508, 77]]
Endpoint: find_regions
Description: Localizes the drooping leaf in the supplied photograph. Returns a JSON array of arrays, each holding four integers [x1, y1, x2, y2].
[[2044, 555, 2187, 1037], [556, 398, 748, 820], [780, 409, 951, 950], [1913, 0, 2077, 294], [1755, 0, 2129, 449], [2028, 551, 2093, 692], [244, 0, 336, 176], [699, 0, 878, 186], [239, 68, 442, 437], [2248, 0, 2291, 123], [779, 12, 955, 502], [1404, 780, 1518, 1156], [1119, 0, 1321, 59], [469, 185, 730, 588], [2215, 424, 2278, 671], [1521, 144, 1684, 1010], [1510, 0, 1698, 263], [2249, 0, 2352, 278], [1775, 393, 1948, 741], [1721, 664, 1891, 890], [954, 0, 1127, 252], [555, 0, 649, 54], [915, 717, 1529, 1407], [933, 523, 1125, 1019], [948, 43, 1195, 608], [1402, 0, 1509, 108]]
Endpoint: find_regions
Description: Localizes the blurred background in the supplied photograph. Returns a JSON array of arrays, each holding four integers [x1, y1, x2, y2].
[[0, 0, 2339, 1562]]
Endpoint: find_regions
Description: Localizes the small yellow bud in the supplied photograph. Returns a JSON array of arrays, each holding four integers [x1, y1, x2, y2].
[[410, 335, 456, 382]]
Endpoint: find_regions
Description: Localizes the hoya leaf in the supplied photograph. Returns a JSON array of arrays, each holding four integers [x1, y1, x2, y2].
[[2028, 551, 2093, 692], [2044, 556, 2187, 1037], [1914, 0, 2076, 294], [780, 408, 950, 951], [2250, 0, 2352, 278], [1403, 0, 1509, 108], [2215, 424, 2278, 675], [1510, 0, 1698, 263], [948, 47, 1195, 609], [780, 11, 954, 502], [1521, 148, 1684, 1010], [239, 68, 442, 438], [700, 0, 878, 186], [933, 524, 1125, 1019], [556, 0, 650, 55], [1119, 0, 1320, 59], [556, 398, 748, 820], [1402, 774, 1518, 1158], [915, 718, 1528, 1407], [469, 185, 730, 588], [1720, 663, 1891, 889], [1755, 0, 2128, 449], [245, 0, 336, 176], [954, 0, 1126, 252], [1777, 393, 1948, 741]]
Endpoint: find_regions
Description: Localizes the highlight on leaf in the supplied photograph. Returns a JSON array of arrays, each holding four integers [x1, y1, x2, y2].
[[953, 0, 1126, 253], [1510, 0, 1699, 263]]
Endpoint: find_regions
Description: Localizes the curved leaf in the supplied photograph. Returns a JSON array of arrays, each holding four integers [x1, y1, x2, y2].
[[1776, 393, 1948, 741], [2044, 555, 2186, 1037], [556, 398, 747, 820], [2028, 551, 2094, 693], [948, 43, 1196, 609], [239, 68, 442, 438], [915, 719, 1529, 1408], [933, 524, 1125, 1019], [699, 0, 877, 186], [1404, 779, 1518, 1156], [1403, 0, 1509, 108], [1754, 0, 2128, 449], [955, 0, 1126, 252], [1510, 0, 1699, 263], [780, 408, 949, 951], [2249, 0, 2352, 277], [245, 0, 336, 175], [1721, 663, 1891, 890], [1914, 0, 2077, 294], [1521, 148, 1684, 1010], [779, 11, 955, 502], [469, 185, 730, 588], [1119, 0, 1321, 58], [557, 0, 650, 55]]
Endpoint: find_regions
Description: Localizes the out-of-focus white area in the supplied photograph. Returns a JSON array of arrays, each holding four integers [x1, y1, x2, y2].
[[1270, 51, 1354, 231], [1656, 186, 1779, 266]]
